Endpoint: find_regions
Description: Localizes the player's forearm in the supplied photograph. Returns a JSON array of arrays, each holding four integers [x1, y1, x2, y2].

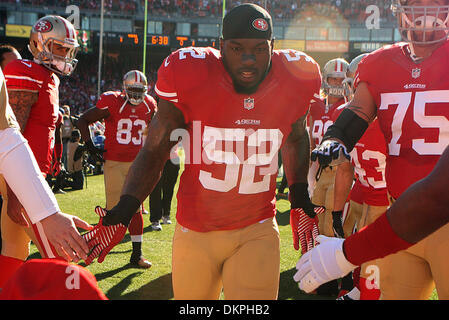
[[333, 162, 354, 211], [75, 116, 92, 143], [387, 146, 449, 243], [282, 122, 310, 185], [121, 147, 167, 202], [0, 129, 60, 224], [343, 147, 449, 265]]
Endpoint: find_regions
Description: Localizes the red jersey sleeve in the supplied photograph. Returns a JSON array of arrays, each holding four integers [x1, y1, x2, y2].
[[96, 91, 119, 110], [155, 47, 213, 124], [353, 45, 395, 104], [4, 60, 45, 92], [143, 94, 157, 122], [277, 50, 322, 121]]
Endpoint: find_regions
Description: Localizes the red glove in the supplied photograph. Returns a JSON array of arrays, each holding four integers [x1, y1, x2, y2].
[[52, 160, 62, 177], [82, 207, 127, 265], [290, 206, 324, 253]]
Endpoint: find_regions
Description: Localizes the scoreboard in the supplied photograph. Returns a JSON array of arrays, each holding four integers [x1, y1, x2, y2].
[[102, 32, 218, 49]]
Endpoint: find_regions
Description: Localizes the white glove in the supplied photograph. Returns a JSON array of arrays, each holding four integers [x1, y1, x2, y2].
[[293, 235, 357, 293]]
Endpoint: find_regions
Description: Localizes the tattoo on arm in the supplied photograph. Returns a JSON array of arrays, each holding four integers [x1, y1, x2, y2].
[[8, 90, 38, 132]]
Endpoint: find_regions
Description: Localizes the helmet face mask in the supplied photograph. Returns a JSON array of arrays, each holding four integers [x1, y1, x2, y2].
[[391, 0, 449, 45], [343, 53, 368, 102], [40, 37, 79, 76], [29, 16, 79, 76], [123, 70, 148, 105], [322, 58, 349, 99]]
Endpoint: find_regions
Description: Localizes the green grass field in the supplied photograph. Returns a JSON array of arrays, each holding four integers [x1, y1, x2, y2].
[[30, 164, 438, 300]]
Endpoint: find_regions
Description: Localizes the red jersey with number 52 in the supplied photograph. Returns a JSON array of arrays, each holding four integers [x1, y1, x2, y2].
[[4, 59, 60, 175], [96, 91, 156, 162], [156, 47, 321, 232], [354, 41, 449, 199]]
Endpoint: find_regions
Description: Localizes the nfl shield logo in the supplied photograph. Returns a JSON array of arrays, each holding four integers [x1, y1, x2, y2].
[[244, 98, 255, 110], [411, 68, 421, 79]]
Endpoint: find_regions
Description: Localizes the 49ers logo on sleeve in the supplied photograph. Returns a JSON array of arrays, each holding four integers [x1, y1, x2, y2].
[[252, 18, 268, 31], [34, 20, 53, 33]]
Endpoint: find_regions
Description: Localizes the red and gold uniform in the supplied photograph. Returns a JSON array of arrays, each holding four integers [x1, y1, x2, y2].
[[96, 91, 156, 210], [4, 59, 60, 175], [354, 40, 449, 300], [332, 103, 389, 299], [156, 47, 321, 299], [308, 97, 345, 237], [2, 59, 63, 262]]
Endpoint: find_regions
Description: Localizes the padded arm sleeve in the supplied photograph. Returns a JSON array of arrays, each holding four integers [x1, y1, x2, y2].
[[323, 108, 369, 151]]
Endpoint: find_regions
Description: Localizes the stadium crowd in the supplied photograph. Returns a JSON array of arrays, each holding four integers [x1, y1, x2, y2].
[[8, 0, 395, 24]]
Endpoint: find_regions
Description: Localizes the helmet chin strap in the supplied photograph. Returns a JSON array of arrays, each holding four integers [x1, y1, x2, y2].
[[407, 43, 424, 62], [119, 98, 128, 114]]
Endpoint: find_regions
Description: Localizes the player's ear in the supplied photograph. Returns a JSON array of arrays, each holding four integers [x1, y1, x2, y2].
[[270, 39, 275, 55]]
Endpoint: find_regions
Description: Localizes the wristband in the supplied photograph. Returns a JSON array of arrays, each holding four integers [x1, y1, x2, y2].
[[103, 194, 141, 227], [343, 213, 414, 266], [289, 183, 312, 212]]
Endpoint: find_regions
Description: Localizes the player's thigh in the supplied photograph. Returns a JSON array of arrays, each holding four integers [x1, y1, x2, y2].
[[424, 223, 449, 299], [222, 218, 280, 300], [0, 204, 30, 260], [378, 247, 434, 300], [103, 161, 131, 209], [343, 201, 362, 237], [172, 224, 230, 300], [312, 168, 334, 205], [364, 204, 388, 226]]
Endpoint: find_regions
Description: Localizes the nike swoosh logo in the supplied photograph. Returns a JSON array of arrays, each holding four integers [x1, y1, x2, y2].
[[164, 58, 170, 67], [21, 61, 32, 68]]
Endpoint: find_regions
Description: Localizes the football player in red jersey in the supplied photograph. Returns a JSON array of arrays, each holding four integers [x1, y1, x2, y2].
[[309, 0, 449, 299], [82, 3, 323, 299], [0, 55, 91, 287], [77, 70, 156, 268], [308, 58, 348, 239], [294, 145, 449, 295], [330, 54, 389, 300], [307, 58, 348, 297]]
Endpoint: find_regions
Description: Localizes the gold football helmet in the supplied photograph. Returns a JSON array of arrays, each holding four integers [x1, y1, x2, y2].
[[391, 0, 449, 45], [123, 70, 148, 105], [322, 58, 349, 98], [29, 15, 79, 76]]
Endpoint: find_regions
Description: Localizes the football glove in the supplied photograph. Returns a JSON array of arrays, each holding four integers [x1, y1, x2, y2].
[[288, 182, 325, 253], [293, 235, 357, 293], [311, 140, 350, 167], [52, 160, 62, 177], [290, 207, 323, 253], [82, 206, 127, 265], [85, 140, 104, 163], [332, 210, 345, 238]]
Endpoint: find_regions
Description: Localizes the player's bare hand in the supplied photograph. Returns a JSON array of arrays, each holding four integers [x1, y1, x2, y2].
[[40, 212, 93, 263]]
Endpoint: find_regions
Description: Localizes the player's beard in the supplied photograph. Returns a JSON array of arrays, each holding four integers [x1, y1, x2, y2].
[[222, 55, 271, 95]]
